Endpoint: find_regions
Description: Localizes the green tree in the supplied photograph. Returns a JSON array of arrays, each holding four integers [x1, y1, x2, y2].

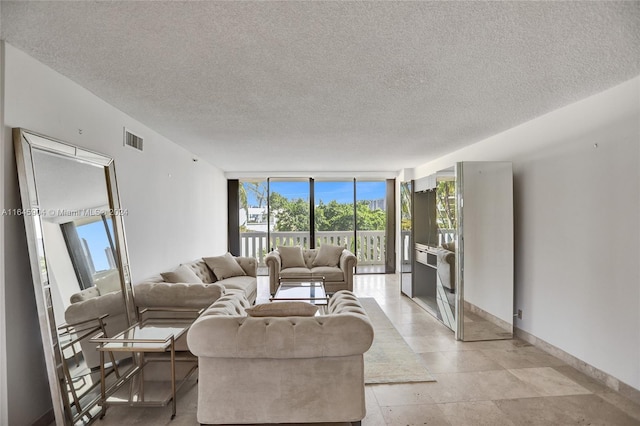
[[315, 200, 355, 231], [355, 201, 385, 230], [270, 193, 309, 232], [268, 191, 385, 232]]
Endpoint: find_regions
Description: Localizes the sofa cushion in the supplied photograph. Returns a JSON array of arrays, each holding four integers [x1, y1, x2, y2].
[[312, 244, 344, 267], [161, 264, 204, 284], [280, 267, 313, 279], [311, 266, 344, 282], [218, 275, 255, 294], [204, 253, 247, 280], [134, 282, 225, 309], [278, 246, 306, 269], [245, 301, 318, 317]]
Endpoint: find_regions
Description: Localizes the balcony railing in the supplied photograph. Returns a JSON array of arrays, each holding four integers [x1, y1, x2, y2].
[[240, 231, 388, 267], [241, 229, 452, 270]]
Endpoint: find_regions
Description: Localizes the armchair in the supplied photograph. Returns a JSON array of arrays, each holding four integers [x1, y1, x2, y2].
[[265, 247, 357, 295]]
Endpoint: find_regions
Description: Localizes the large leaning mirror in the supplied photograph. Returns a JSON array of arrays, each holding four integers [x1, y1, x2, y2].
[[14, 128, 137, 425]]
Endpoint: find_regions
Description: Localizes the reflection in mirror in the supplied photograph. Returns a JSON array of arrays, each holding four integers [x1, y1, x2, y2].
[[14, 129, 135, 425], [411, 162, 513, 342]]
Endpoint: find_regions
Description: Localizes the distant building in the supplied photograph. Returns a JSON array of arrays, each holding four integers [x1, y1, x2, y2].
[[367, 198, 385, 211], [239, 207, 269, 232]]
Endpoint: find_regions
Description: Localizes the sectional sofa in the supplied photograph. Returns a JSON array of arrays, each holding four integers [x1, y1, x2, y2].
[[64, 254, 257, 367], [134, 256, 258, 310]]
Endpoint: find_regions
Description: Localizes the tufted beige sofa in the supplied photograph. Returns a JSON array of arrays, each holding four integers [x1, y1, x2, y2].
[[437, 246, 456, 292], [187, 290, 373, 426], [133, 256, 257, 311], [265, 248, 357, 295]]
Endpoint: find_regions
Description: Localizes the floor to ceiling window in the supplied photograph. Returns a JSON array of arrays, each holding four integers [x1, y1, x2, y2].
[[315, 180, 355, 249], [234, 178, 392, 275], [268, 179, 311, 249], [61, 215, 118, 289], [355, 180, 387, 274], [238, 179, 269, 273]]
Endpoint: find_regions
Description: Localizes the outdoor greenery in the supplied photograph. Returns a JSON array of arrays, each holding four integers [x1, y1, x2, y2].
[[400, 182, 411, 231], [436, 180, 457, 230], [269, 192, 310, 231], [269, 195, 386, 232], [240, 182, 386, 232]]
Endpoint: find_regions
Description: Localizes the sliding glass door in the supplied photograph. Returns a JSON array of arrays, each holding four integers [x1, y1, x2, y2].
[[355, 180, 387, 273]]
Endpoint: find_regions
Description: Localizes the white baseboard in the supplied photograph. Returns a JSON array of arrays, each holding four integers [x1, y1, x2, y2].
[[515, 327, 640, 405], [464, 300, 512, 332]]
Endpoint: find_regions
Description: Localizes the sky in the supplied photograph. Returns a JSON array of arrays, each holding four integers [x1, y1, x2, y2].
[[76, 219, 115, 272], [246, 180, 386, 206]]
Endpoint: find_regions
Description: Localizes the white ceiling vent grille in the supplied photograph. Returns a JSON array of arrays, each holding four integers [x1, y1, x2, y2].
[[124, 128, 144, 151]]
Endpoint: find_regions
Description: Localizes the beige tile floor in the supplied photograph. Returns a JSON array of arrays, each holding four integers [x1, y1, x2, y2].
[[92, 274, 640, 426]]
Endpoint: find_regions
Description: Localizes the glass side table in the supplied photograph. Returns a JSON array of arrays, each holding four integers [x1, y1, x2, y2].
[[90, 320, 197, 420]]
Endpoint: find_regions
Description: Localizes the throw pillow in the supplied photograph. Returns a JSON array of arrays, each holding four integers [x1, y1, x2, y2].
[[277, 246, 306, 269], [245, 301, 318, 317], [160, 264, 203, 284], [203, 253, 246, 280], [312, 244, 345, 267]]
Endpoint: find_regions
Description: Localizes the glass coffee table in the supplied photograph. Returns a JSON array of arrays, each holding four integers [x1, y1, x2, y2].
[[271, 277, 329, 313]]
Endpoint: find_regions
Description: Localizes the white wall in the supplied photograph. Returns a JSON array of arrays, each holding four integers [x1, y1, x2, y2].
[[413, 77, 640, 390], [1, 43, 228, 424]]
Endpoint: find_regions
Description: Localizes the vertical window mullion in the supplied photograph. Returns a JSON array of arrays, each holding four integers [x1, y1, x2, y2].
[[310, 177, 315, 249], [353, 178, 357, 273]]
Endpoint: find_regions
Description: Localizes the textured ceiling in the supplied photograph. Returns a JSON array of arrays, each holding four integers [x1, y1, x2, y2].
[[2, 1, 639, 173]]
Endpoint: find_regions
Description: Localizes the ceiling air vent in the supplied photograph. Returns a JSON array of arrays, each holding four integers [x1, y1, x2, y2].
[[124, 128, 144, 151]]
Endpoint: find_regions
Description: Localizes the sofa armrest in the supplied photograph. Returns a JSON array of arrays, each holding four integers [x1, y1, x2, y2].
[[339, 249, 357, 291], [65, 291, 126, 325], [133, 282, 225, 309], [69, 286, 101, 303], [235, 256, 257, 277], [264, 250, 282, 295], [444, 251, 455, 264]]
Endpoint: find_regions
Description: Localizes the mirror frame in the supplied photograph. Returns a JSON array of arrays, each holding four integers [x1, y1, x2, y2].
[[13, 128, 136, 425]]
